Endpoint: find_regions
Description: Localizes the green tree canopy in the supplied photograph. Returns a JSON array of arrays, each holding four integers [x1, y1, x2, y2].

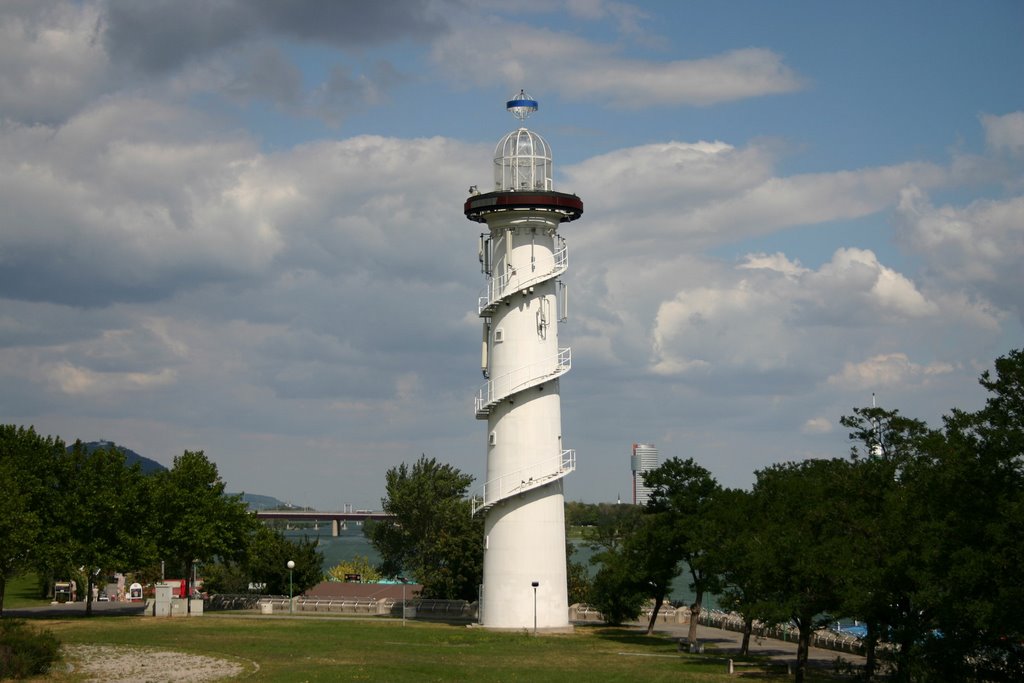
[[707, 486, 770, 656], [151, 451, 257, 603], [837, 406, 940, 679], [582, 502, 643, 554], [643, 457, 723, 644], [60, 441, 154, 615], [371, 455, 483, 600], [327, 555, 382, 584], [245, 525, 323, 596], [746, 458, 850, 683], [587, 544, 646, 626], [0, 426, 66, 615]]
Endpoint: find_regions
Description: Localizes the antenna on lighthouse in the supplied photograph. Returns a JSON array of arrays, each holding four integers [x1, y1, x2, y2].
[[506, 89, 538, 122], [870, 392, 884, 457]]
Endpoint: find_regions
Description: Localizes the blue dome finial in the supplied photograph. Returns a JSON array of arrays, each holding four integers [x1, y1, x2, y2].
[[506, 89, 538, 122]]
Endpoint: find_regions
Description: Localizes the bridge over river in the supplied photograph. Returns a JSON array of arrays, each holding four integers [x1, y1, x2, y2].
[[255, 510, 394, 536]]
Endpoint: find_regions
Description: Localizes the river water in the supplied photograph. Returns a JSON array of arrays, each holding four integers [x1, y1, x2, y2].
[[284, 524, 713, 607]]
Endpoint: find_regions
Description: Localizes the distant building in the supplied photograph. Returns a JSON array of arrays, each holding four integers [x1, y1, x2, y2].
[[631, 443, 659, 505]]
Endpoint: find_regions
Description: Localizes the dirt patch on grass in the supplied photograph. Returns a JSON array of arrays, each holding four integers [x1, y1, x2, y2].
[[63, 644, 249, 682]]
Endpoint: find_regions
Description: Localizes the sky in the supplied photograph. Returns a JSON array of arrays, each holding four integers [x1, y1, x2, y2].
[[2, 0, 1022, 510]]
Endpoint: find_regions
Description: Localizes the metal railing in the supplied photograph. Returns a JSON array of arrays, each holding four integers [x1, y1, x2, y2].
[[471, 450, 575, 515], [697, 609, 866, 655], [478, 239, 567, 314], [475, 347, 570, 417]]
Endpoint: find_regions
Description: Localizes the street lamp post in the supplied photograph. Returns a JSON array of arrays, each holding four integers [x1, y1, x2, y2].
[[531, 581, 539, 636], [399, 576, 408, 626], [187, 558, 199, 615], [287, 560, 295, 614]]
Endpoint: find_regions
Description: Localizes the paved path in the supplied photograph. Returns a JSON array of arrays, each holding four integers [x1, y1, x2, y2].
[[4, 602, 148, 618], [650, 621, 865, 670]]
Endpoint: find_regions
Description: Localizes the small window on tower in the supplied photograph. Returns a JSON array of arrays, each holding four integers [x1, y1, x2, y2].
[[494, 328, 504, 343], [489, 431, 497, 446]]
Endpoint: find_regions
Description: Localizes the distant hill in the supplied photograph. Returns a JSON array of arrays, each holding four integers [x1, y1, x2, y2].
[[67, 443, 297, 508], [232, 493, 315, 509], [70, 440, 167, 475], [233, 493, 296, 509]]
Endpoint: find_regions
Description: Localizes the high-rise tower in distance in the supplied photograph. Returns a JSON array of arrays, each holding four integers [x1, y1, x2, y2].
[[631, 443, 659, 506], [465, 91, 582, 629]]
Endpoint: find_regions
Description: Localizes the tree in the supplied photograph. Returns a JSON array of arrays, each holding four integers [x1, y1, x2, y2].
[[327, 555, 381, 583], [746, 459, 849, 683], [0, 426, 65, 613], [565, 500, 603, 527], [627, 513, 686, 634], [643, 457, 723, 645], [582, 502, 645, 625], [588, 545, 646, 625], [711, 487, 771, 656], [907, 350, 1024, 680], [0, 458, 39, 616], [838, 406, 939, 680], [151, 451, 257, 608], [832, 352, 1024, 681], [565, 543, 591, 606], [371, 455, 483, 600], [244, 525, 323, 595], [59, 441, 154, 616], [581, 503, 643, 554]]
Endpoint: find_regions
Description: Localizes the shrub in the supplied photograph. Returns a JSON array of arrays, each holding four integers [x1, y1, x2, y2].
[[0, 620, 60, 679], [588, 562, 644, 626]]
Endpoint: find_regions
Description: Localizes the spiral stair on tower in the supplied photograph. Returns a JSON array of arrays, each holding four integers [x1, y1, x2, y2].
[[471, 450, 576, 516], [478, 237, 567, 315], [474, 347, 570, 419]]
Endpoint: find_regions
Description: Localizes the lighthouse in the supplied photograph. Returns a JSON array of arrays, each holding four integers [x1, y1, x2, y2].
[[465, 91, 583, 629]]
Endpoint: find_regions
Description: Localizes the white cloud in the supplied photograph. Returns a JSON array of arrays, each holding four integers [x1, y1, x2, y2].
[[801, 417, 833, 434], [826, 353, 955, 391], [807, 248, 938, 319], [433, 21, 803, 106], [0, 1, 114, 124], [0, 94, 488, 307], [680, 164, 948, 242], [564, 140, 774, 210], [0, 98, 284, 305], [45, 361, 178, 395], [738, 252, 808, 279], [2, 2, 1020, 509], [593, 247, 983, 392], [563, 140, 949, 255], [981, 111, 1024, 158], [651, 281, 789, 376], [896, 186, 1024, 320], [565, 0, 648, 36]]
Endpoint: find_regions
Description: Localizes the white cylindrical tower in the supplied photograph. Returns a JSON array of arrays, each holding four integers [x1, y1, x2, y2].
[[465, 91, 583, 630]]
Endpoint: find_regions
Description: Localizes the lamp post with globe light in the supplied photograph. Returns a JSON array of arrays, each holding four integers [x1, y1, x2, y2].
[[287, 560, 295, 613]]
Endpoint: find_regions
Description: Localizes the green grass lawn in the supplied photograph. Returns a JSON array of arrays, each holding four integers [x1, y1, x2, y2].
[[2, 573, 52, 610], [25, 615, 814, 682]]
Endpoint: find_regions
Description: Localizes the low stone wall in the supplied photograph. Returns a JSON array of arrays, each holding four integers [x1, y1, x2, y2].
[[207, 594, 477, 620], [569, 603, 689, 625]]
